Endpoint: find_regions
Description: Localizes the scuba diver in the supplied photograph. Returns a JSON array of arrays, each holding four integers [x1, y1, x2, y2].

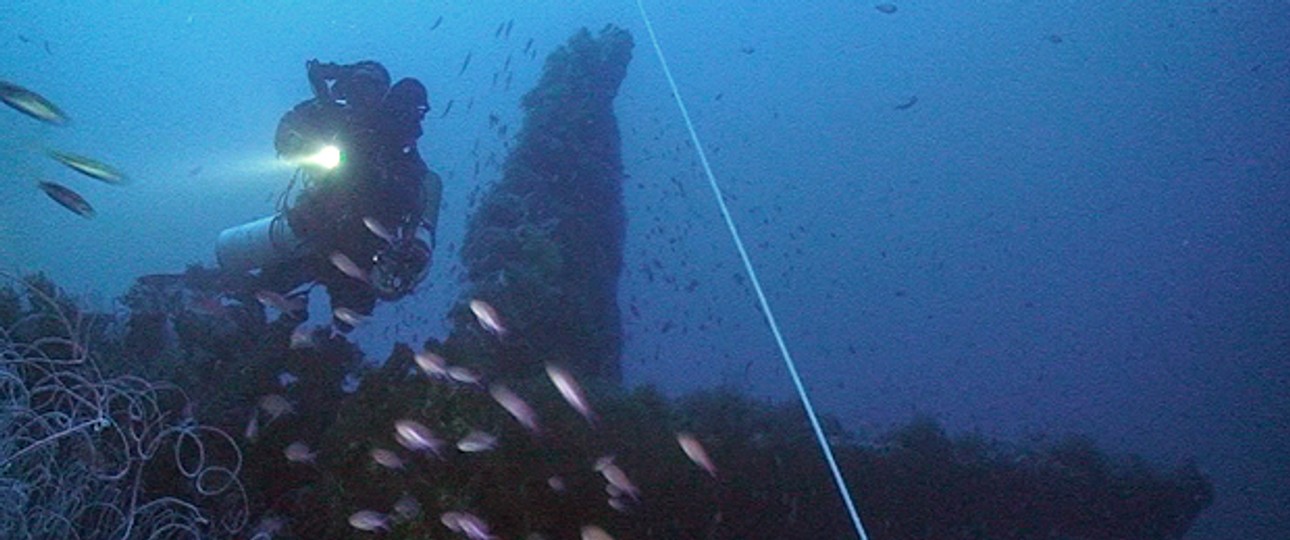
[[215, 59, 443, 329]]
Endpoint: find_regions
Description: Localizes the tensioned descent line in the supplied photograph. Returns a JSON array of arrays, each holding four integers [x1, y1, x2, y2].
[[633, 2, 870, 539]]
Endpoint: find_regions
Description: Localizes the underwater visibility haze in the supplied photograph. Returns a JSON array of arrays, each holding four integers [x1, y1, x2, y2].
[[1, 1, 1287, 539]]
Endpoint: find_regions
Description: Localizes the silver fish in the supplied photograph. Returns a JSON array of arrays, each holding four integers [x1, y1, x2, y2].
[[0, 80, 69, 125], [256, 289, 305, 313], [329, 251, 369, 283], [394, 419, 444, 454], [489, 383, 539, 433], [676, 432, 718, 477], [258, 394, 294, 422], [414, 349, 450, 379], [370, 448, 405, 469], [546, 363, 597, 424], [469, 299, 508, 338], [547, 475, 567, 492], [244, 411, 259, 442], [47, 149, 127, 184], [362, 216, 395, 243], [277, 371, 299, 388], [393, 495, 421, 521], [456, 430, 498, 453], [36, 181, 94, 218], [333, 307, 367, 327], [440, 511, 495, 540], [582, 525, 615, 540], [251, 515, 287, 538], [594, 456, 640, 500], [446, 365, 483, 386], [348, 510, 388, 532], [289, 325, 315, 349], [284, 441, 316, 463]]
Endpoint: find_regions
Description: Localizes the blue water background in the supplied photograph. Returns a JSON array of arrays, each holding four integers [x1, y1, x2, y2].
[[1, 1, 1286, 538]]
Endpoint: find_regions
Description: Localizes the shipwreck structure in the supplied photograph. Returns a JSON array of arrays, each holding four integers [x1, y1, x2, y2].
[[454, 24, 634, 382]]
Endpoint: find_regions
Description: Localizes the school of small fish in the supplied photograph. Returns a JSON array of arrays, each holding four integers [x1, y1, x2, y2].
[[226, 295, 717, 538], [233, 294, 725, 538], [325, 297, 720, 538]]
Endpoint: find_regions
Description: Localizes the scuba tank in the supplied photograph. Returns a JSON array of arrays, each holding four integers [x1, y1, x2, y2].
[[215, 213, 307, 273]]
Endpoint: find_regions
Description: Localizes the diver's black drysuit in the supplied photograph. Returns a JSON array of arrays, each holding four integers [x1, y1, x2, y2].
[[260, 59, 442, 327]]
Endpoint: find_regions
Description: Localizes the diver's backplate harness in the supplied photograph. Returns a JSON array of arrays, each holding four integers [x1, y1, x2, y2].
[[278, 157, 433, 301]]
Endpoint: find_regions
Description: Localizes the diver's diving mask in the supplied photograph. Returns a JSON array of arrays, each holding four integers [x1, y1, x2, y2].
[[370, 238, 431, 300]]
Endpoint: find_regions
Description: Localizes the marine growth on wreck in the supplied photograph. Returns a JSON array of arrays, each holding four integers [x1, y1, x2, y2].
[[459, 24, 634, 383]]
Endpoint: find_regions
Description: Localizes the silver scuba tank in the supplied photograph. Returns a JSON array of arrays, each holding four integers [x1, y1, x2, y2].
[[215, 213, 309, 272]]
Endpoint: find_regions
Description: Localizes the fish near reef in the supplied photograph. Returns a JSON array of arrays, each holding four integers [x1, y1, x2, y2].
[[283, 441, 316, 463], [370, 448, 405, 469], [677, 432, 719, 477], [456, 430, 498, 453], [489, 383, 540, 433], [348, 510, 389, 532], [546, 363, 597, 424], [469, 299, 508, 339]]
